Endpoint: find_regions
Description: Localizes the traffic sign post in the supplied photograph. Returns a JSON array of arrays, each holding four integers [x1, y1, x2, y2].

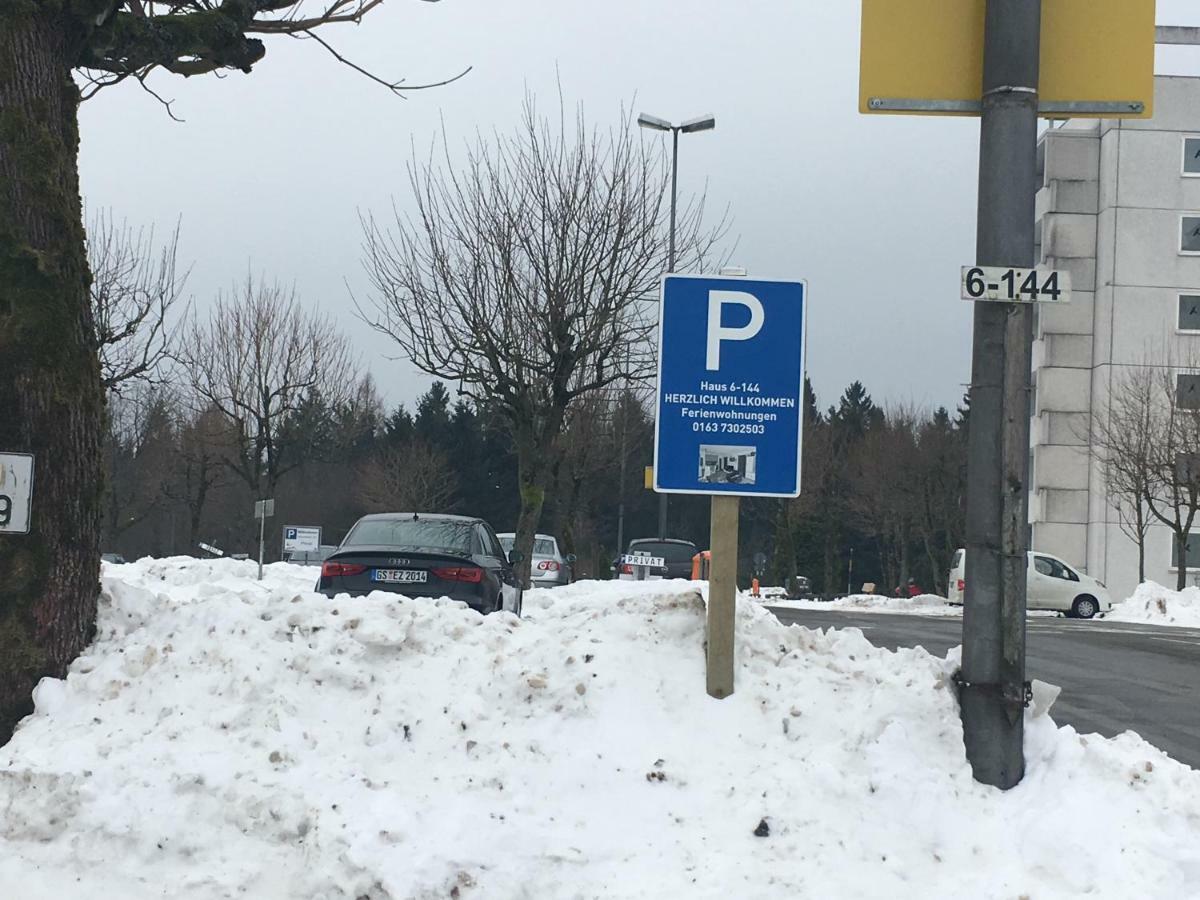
[[654, 274, 806, 699], [957, 0, 1043, 790], [861, 0, 1153, 789], [254, 499, 275, 581]]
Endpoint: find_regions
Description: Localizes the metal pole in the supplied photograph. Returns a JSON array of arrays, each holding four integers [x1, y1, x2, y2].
[[258, 507, 266, 581], [707, 495, 738, 698], [658, 129, 680, 541], [617, 362, 628, 556], [960, 0, 1040, 790], [668, 128, 678, 273]]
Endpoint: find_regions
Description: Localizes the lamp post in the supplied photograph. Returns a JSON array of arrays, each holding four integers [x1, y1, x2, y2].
[[637, 112, 716, 539]]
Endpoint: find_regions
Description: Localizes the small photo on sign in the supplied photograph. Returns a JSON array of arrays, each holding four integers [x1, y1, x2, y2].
[[699, 444, 757, 486]]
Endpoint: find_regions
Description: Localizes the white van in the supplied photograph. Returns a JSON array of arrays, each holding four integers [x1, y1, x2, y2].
[[947, 549, 1112, 618]]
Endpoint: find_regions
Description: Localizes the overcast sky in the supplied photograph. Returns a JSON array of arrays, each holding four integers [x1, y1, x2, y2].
[[78, 0, 1200, 415]]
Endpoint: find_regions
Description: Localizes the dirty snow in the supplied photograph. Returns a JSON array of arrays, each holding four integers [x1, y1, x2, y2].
[[1108, 581, 1200, 629], [0, 558, 1197, 899], [765, 592, 964, 615]]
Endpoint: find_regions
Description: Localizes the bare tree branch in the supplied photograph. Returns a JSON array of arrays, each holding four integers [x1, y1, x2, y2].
[[178, 274, 359, 496], [88, 211, 190, 394], [73, 0, 466, 105]]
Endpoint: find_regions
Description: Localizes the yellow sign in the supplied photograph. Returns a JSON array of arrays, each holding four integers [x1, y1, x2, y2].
[[644, 466, 654, 490], [860, 0, 1156, 118]]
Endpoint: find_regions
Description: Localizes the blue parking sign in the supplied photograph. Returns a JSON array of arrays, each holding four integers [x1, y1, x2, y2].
[[654, 274, 806, 497]]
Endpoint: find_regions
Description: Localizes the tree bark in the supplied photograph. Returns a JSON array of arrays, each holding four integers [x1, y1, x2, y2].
[[509, 424, 551, 589], [0, 10, 104, 744], [1136, 508, 1146, 585]]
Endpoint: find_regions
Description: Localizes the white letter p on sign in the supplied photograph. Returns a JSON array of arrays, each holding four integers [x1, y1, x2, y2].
[[706, 290, 764, 371]]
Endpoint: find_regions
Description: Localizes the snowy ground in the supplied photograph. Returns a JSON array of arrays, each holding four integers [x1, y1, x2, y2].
[[764, 593, 965, 616], [1, 559, 1198, 899], [1107, 581, 1200, 629]]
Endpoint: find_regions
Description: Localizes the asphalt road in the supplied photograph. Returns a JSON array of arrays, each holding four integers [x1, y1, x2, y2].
[[767, 607, 1200, 770]]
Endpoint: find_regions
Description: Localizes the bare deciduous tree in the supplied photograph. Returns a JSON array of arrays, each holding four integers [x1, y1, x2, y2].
[[360, 97, 725, 584], [88, 211, 189, 393], [180, 276, 358, 503], [1094, 353, 1200, 589], [165, 405, 234, 551], [1, 0, 460, 743], [356, 441, 457, 514], [1091, 366, 1155, 585]]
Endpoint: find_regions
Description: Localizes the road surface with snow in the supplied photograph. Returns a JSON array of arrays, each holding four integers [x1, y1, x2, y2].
[[768, 606, 1200, 769]]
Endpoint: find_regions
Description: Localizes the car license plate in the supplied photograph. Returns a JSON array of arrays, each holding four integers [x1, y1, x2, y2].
[[373, 569, 427, 584]]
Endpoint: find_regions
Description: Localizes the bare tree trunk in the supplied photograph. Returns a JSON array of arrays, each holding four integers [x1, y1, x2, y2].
[[513, 435, 551, 589], [920, 531, 941, 595], [773, 503, 798, 584], [1137, 504, 1146, 585], [1177, 534, 1188, 591], [822, 533, 836, 597], [0, 11, 103, 745]]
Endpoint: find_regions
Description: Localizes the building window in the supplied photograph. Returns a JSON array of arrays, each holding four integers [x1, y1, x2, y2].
[[1170, 533, 1200, 570], [1178, 374, 1200, 409], [1182, 215, 1200, 255], [1181, 295, 1200, 332], [1185, 137, 1200, 177]]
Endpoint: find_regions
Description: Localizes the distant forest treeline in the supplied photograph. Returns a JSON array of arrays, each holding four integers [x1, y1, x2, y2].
[[104, 376, 969, 594]]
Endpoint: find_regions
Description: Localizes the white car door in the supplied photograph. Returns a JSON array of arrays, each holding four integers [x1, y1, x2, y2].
[[1032, 555, 1076, 612], [1028, 554, 1052, 609]]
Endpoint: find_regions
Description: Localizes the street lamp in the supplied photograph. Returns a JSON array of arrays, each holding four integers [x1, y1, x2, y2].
[[637, 111, 716, 540]]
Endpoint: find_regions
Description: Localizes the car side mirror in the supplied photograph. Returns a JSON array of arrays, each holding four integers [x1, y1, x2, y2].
[[508, 550, 524, 565], [566, 554, 577, 563]]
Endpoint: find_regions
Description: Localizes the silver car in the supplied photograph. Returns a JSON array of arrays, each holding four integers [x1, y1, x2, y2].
[[497, 533, 573, 587]]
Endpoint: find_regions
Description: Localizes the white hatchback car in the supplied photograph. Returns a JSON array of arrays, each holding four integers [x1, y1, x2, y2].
[[947, 549, 1112, 618]]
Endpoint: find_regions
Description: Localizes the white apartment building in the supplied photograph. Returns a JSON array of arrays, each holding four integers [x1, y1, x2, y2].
[[1031, 75, 1200, 600]]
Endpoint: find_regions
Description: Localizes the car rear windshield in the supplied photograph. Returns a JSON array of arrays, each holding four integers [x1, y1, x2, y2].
[[630, 541, 697, 563], [498, 537, 556, 555], [344, 519, 474, 554]]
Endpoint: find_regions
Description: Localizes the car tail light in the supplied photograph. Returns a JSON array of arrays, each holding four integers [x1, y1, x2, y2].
[[957, 578, 965, 592], [537, 560, 560, 571], [322, 562, 367, 578], [621, 564, 633, 575], [432, 566, 483, 583]]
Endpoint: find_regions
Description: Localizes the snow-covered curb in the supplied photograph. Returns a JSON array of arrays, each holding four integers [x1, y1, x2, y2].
[[1108, 581, 1200, 629], [0, 560, 1197, 898], [765, 592, 964, 616]]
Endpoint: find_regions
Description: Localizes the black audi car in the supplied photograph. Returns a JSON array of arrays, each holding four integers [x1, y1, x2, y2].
[[316, 513, 524, 616]]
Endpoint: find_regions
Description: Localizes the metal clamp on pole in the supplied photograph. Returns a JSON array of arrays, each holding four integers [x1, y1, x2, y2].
[[982, 85, 1038, 98], [952, 671, 1033, 710]]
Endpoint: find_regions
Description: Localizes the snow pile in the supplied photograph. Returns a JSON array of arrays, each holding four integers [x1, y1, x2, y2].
[[1, 561, 1198, 899], [1108, 581, 1200, 628], [769, 592, 962, 616]]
